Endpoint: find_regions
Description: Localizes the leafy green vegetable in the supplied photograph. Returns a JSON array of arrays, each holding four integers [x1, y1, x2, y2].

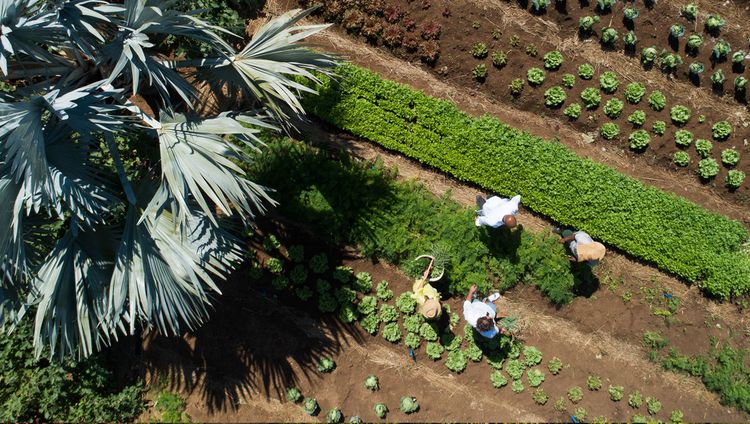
[[712, 39, 731, 60], [511, 380, 525, 393], [695, 139, 713, 158], [628, 110, 646, 127], [405, 332, 421, 349], [564, 103, 582, 120], [599, 71, 620, 93], [548, 357, 563, 375], [578, 63, 595, 80], [562, 74, 575, 88], [652, 120, 666, 136], [581, 87, 602, 109], [670, 105, 691, 124], [628, 390, 643, 408], [358, 296, 378, 315], [318, 292, 338, 313], [360, 313, 380, 335], [404, 314, 423, 333], [629, 130, 650, 150], [532, 388, 548, 405], [399, 397, 419, 414], [419, 323, 439, 341], [726, 170, 746, 189], [574, 407, 587, 421], [492, 51, 507, 67], [698, 158, 720, 179], [465, 344, 484, 362], [333, 266, 354, 283], [491, 370, 508, 388], [624, 82, 646, 104], [509, 78, 524, 96], [318, 357, 336, 373], [721, 149, 740, 166], [374, 403, 388, 419], [604, 98, 624, 119], [395, 292, 417, 314], [365, 375, 379, 391], [670, 409, 684, 423], [506, 359, 526, 380], [544, 86, 567, 107], [587, 375, 602, 391], [642, 46, 658, 65], [523, 346, 543, 366], [705, 14, 725, 33], [376, 281, 394, 301], [646, 397, 662, 415], [379, 305, 399, 323], [336, 286, 358, 304], [266, 257, 284, 274], [326, 408, 343, 423], [527, 68, 546, 86], [608, 385, 624, 401], [568, 386, 583, 403], [673, 151, 690, 167], [543, 51, 564, 70], [354, 272, 373, 293], [472, 42, 488, 58], [601, 27, 618, 47], [579, 15, 600, 34], [310, 253, 328, 274], [675, 130, 694, 147], [339, 304, 358, 323], [712, 121, 732, 140], [445, 350, 468, 373], [303, 398, 319, 416], [426, 342, 445, 360], [382, 322, 402, 343], [287, 387, 302, 403], [527, 369, 545, 387]]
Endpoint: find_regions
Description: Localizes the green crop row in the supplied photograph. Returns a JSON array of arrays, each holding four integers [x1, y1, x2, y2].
[[300, 64, 750, 299]]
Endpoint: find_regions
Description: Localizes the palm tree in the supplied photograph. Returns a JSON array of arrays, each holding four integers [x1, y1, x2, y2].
[[0, 0, 335, 359]]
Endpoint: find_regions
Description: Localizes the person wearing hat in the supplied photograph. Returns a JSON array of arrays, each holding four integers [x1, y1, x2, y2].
[[475, 194, 521, 229], [463, 284, 506, 339], [411, 255, 443, 320], [558, 229, 606, 266]]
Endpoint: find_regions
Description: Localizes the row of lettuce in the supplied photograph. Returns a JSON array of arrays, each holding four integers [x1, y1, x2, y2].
[[300, 64, 750, 300]]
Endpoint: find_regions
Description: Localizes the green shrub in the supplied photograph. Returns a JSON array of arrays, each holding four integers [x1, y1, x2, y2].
[[568, 386, 583, 403], [578, 63, 595, 79], [562, 74, 575, 88], [698, 158, 720, 179], [726, 170, 746, 189], [674, 130, 694, 147], [527, 68, 546, 86], [587, 375, 602, 391], [472, 42, 488, 58], [543, 51, 564, 70], [302, 64, 750, 299], [648, 91, 667, 111], [670, 105, 691, 124], [608, 385, 624, 401], [599, 71, 619, 93], [629, 390, 643, 408], [673, 151, 690, 167], [564, 103, 582, 120], [581, 87, 602, 109], [712, 121, 732, 140], [629, 130, 651, 150], [624, 82, 646, 104], [695, 139, 713, 158], [652, 120, 666, 136], [627, 110, 646, 127], [721, 149, 740, 166], [544, 86, 567, 107], [603, 98, 624, 118]]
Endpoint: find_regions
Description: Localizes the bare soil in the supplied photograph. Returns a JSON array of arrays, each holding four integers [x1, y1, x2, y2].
[[284, 0, 750, 226]]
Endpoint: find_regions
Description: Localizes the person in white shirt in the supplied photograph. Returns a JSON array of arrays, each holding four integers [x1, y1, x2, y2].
[[475, 194, 521, 229], [462, 284, 505, 339]]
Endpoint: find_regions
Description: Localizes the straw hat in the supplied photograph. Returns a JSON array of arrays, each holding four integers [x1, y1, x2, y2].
[[577, 242, 606, 261], [421, 299, 442, 319]]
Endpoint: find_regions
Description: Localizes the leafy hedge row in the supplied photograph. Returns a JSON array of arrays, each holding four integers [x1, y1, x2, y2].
[[301, 64, 750, 299]]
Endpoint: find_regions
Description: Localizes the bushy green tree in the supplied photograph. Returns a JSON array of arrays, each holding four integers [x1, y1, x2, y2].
[[0, 0, 335, 359]]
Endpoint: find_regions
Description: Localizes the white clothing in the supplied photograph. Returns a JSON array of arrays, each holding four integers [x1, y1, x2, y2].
[[569, 231, 599, 266], [463, 300, 499, 338], [475, 195, 521, 228]]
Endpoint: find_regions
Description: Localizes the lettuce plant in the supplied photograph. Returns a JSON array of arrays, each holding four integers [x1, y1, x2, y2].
[[646, 397, 662, 415], [527, 67, 546, 86], [266, 257, 284, 274], [604, 98, 624, 118], [319, 293, 337, 313], [698, 158, 720, 179], [695, 139, 712, 157], [660, 52, 683, 73], [670, 410, 684, 423], [287, 245, 304, 263], [581, 87, 602, 109], [713, 39, 731, 60], [490, 370, 508, 388], [336, 286, 357, 304], [296, 286, 313, 301], [349, 416, 362, 423], [568, 386, 583, 403], [404, 332, 421, 349], [509, 78, 524, 96], [721, 149, 740, 166], [601, 27, 618, 47], [374, 403, 388, 419], [623, 7, 638, 21], [443, 334, 463, 351], [632, 415, 648, 423], [544, 86, 567, 107], [688, 62, 704, 76], [359, 313, 380, 335], [548, 357, 563, 375], [578, 63, 595, 80], [419, 322, 439, 341], [674, 129, 694, 147], [579, 15, 600, 35], [263, 235, 281, 252], [531, 0, 551, 11], [303, 398, 319, 416], [564, 103, 582, 120], [726, 170, 746, 189], [333, 265, 353, 283], [670, 24, 685, 39], [543, 51, 564, 70], [600, 123, 620, 140], [310, 253, 328, 274], [505, 358, 525, 380], [446, 349, 467, 373], [287, 387, 303, 403], [492, 51, 507, 67], [648, 90, 666, 111], [652, 120, 666, 135], [354, 272, 373, 293], [624, 82, 646, 103], [629, 130, 651, 150], [587, 375, 602, 391], [523, 346, 543, 366], [290, 265, 308, 285], [527, 369, 545, 387], [531, 389, 547, 406], [271, 276, 289, 290], [465, 343, 483, 362], [562, 73, 575, 88], [686, 34, 703, 52], [681, 3, 698, 21], [376, 280, 393, 301], [705, 14, 725, 34], [318, 357, 336, 373], [574, 407, 588, 421], [471, 42, 488, 58], [624, 31, 638, 49], [712, 121, 732, 140], [712, 69, 726, 85], [403, 314, 423, 332], [673, 151, 690, 167], [379, 304, 399, 322], [358, 296, 377, 315], [596, 0, 616, 12], [426, 342, 444, 360], [628, 111, 646, 127], [599, 71, 619, 93], [670, 105, 691, 124], [395, 292, 417, 313], [641, 46, 658, 65], [326, 408, 343, 423], [628, 390, 643, 408], [339, 304, 358, 323], [554, 397, 566, 412], [608, 385, 624, 401], [382, 322, 401, 342], [511, 380, 524, 393]]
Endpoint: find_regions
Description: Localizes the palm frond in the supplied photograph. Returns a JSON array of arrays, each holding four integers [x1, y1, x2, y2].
[[108, 203, 242, 337], [192, 8, 337, 120], [55, 0, 120, 57], [146, 111, 276, 228]]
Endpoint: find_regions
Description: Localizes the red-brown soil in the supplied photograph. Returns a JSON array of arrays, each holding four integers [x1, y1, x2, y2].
[[289, 0, 750, 221]]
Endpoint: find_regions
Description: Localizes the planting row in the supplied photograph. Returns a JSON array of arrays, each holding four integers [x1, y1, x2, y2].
[[300, 64, 750, 299]]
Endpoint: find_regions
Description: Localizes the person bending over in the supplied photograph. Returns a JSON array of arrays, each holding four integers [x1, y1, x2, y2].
[[463, 284, 505, 339], [475, 194, 521, 229]]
